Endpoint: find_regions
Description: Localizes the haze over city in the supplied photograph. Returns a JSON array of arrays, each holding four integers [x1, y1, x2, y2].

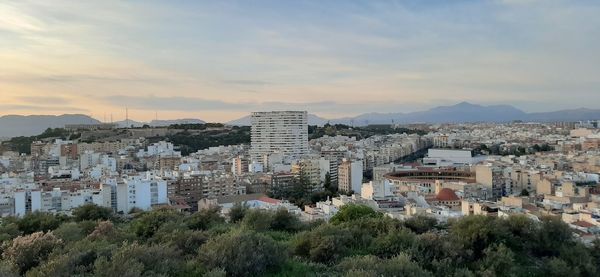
[[2, 0, 600, 122]]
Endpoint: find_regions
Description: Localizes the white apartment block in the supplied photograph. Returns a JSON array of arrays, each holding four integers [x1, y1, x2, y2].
[[7, 186, 111, 217], [250, 111, 309, 162], [116, 175, 168, 213]]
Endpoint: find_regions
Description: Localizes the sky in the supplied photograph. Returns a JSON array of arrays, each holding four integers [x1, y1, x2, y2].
[[1, 0, 599, 122]]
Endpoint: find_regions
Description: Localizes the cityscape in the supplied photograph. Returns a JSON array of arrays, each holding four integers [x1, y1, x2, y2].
[[2, 1, 600, 277]]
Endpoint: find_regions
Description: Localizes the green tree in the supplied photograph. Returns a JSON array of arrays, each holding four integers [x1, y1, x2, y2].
[[199, 230, 286, 276], [52, 222, 85, 243], [16, 212, 66, 234], [185, 207, 224, 230], [94, 242, 184, 277], [540, 258, 578, 277], [26, 239, 116, 277], [72, 204, 113, 222], [241, 209, 274, 232], [370, 228, 416, 258], [478, 244, 515, 277], [450, 216, 509, 259], [130, 208, 182, 239], [403, 215, 438, 234], [534, 216, 573, 256], [0, 221, 21, 244], [330, 204, 381, 224], [0, 261, 18, 277], [228, 202, 248, 223], [292, 224, 353, 264], [337, 254, 433, 277], [270, 208, 302, 232]]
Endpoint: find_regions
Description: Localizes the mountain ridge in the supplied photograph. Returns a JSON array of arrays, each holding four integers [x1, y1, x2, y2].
[[227, 102, 600, 126], [0, 115, 207, 138]]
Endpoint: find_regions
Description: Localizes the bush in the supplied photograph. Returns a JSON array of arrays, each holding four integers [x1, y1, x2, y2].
[[16, 212, 65, 234], [26, 239, 116, 277], [72, 204, 113, 222], [93, 242, 183, 277], [270, 208, 303, 232], [185, 207, 225, 231], [370, 228, 416, 258], [336, 254, 433, 277], [292, 224, 353, 264], [53, 222, 85, 243], [330, 204, 381, 224], [199, 230, 286, 276], [130, 208, 182, 239], [241, 209, 274, 232], [2, 231, 62, 274], [403, 215, 438, 234], [228, 202, 248, 223]]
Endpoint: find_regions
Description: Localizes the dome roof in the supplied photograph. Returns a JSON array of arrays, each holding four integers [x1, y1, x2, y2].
[[436, 188, 459, 201]]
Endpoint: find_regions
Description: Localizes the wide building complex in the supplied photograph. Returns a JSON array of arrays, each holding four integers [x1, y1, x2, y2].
[[250, 111, 309, 162]]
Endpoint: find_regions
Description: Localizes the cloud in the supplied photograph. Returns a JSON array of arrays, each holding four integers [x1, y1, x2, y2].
[[96, 94, 430, 114], [1, 74, 178, 84], [2, 1, 600, 121], [17, 96, 71, 105], [0, 104, 88, 112], [221, 79, 273, 86]]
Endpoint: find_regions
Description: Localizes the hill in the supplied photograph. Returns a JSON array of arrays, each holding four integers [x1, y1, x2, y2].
[[115, 118, 206, 128], [0, 114, 100, 137]]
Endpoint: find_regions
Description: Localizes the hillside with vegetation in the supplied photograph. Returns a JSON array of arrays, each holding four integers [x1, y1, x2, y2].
[[0, 128, 77, 154], [0, 204, 598, 276], [309, 124, 427, 140]]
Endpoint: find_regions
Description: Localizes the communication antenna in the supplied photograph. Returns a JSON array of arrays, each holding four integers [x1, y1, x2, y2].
[[125, 107, 129, 128]]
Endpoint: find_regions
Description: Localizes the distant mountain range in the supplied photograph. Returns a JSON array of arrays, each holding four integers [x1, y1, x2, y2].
[[2, 102, 599, 138], [0, 115, 206, 138], [0, 114, 100, 138], [227, 102, 600, 126]]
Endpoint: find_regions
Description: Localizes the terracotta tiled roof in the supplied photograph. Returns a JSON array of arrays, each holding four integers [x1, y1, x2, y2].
[[436, 188, 459, 201]]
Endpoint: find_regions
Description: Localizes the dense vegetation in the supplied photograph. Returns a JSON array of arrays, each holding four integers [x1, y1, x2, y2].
[[0, 123, 428, 156], [0, 128, 75, 155], [309, 124, 427, 140], [166, 126, 251, 155], [167, 123, 226, 130], [0, 203, 598, 276]]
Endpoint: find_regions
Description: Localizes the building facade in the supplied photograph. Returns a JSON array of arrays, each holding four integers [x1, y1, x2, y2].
[[250, 111, 309, 162]]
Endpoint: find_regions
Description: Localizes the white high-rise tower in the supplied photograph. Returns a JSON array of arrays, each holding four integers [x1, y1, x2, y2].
[[250, 111, 309, 162]]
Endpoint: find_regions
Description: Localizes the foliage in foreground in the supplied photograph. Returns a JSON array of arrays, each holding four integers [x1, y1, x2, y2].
[[0, 203, 598, 276]]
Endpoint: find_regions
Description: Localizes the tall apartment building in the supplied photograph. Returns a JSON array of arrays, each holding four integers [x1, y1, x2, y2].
[[338, 159, 363, 193], [291, 159, 322, 186], [231, 156, 249, 176], [168, 175, 203, 211], [475, 164, 504, 200], [250, 111, 309, 162]]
